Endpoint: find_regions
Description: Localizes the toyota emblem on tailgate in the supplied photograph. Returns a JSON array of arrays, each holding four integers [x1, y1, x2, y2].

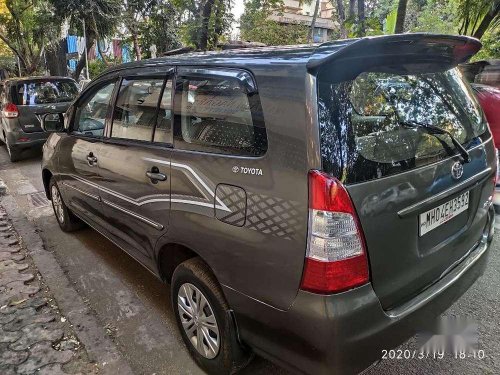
[[451, 161, 464, 180]]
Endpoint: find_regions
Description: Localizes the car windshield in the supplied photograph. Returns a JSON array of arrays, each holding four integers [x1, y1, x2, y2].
[[318, 68, 488, 183], [15, 80, 79, 105]]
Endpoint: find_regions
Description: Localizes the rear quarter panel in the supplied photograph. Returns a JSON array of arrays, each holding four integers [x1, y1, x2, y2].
[[157, 63, 313, 310]]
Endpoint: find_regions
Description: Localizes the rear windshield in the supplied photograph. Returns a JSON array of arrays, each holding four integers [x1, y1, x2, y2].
[[318, 68, 487, 183], [14, 80, 79, 106]]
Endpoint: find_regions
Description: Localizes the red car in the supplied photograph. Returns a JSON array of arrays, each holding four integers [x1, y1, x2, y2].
[[473, 84, 500, 210]]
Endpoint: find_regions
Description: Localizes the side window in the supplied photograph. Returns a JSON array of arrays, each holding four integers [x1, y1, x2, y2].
[[173, 74, 267, 156], [153, 79, 173, 143], [111, 78, 164, 142], [73, 82, 116, 137]]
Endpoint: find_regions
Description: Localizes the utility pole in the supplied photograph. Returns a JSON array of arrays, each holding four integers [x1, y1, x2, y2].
[[82, 18, 90, 80]]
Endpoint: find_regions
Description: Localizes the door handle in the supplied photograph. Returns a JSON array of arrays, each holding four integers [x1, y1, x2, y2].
[[87, 152, 98, 166], [146, 166, 167, 184]]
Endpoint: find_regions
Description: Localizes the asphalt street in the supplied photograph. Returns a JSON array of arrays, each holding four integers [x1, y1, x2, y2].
[[0, 148, 499, 375]]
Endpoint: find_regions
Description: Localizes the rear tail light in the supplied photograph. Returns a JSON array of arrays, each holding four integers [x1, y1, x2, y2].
[[300, 170, 369, 294], [2, 103, 19, 118]]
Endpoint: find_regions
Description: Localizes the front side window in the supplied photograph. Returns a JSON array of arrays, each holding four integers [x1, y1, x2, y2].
[[174, 74, 267, 156], [318, 68, 487, 183], [15, 80, 79, 105], [73, 81, 116, 137], [111, 78, 165, 142]]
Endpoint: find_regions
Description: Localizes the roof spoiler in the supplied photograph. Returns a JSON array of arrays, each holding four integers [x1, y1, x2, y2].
[[307, 34, 482, 74]]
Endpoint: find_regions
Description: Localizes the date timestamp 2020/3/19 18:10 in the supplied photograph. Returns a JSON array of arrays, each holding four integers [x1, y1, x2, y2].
[[381, 349, 486, 360]]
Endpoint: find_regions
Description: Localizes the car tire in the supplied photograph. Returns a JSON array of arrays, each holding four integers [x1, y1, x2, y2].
[[171, 257, 253, 375], [495, 204, 500, 215], [5, 138, 21, 162], [49, 178, 85, 232]]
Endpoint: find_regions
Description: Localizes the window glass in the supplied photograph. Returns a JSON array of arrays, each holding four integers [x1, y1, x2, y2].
[[111, 78, 164, 141], [174, 75, 267, 156], [15, 80, 79, 105], [153, 79, 173, 143], [318, 67, 487, 183], [73, 81, 115, 137]]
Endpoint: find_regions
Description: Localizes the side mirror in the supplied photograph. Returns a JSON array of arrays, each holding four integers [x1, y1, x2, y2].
[[39, 113, 65, 132]]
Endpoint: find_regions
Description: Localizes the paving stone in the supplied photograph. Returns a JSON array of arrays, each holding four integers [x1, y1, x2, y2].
[[0, 282, 40, 306], [0, 252, 24, 261], [0, 343, 29, 365], [0, 260, 29, 272], [0, 324, 22, 343], [0, 310, 17, 324], [36, 363, 68, 375], [16, 342, 73, 374], [0, 270, 33, 287], [0, 296, 48, 314], [0, 364, 17, 375], [0, 292, 35, 308], [3, 307, 55, 332], [0, 236, 19, 246], [10, 323, 64, 351]]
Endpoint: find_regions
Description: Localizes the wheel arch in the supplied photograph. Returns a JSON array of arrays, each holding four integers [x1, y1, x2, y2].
[[156, 242, 219, 285], [42, 168, 53, 199]]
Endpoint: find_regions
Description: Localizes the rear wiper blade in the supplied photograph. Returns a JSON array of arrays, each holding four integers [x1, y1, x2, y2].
[[401, 121, 470, 163]]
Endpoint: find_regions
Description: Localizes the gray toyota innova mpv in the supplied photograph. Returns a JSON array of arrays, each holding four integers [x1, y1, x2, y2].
[[40, 34, 496, 374]]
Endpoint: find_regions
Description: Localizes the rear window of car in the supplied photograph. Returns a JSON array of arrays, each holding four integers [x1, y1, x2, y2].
[[13, 80, 79, 106], [318, 68, 488, 183]]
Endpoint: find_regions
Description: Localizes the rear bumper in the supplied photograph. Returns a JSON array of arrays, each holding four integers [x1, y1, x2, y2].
[[226, 207, 494, 375], [5, 128, 47, 150]]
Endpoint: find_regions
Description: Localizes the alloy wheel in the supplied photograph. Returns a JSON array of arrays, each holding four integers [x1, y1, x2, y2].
[[177, 283, 220, 359], [51, 185, 65, 224]]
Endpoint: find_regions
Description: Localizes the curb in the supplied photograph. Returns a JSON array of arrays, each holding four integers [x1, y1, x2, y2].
[[0, 193, 134, 375]]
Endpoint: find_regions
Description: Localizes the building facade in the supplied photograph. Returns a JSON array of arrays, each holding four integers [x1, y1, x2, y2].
[[268, 0, 337, 43]]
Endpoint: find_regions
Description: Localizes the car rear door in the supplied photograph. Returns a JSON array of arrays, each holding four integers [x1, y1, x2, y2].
[[57, 79, 118, 226], [317, 61, 496, 310], [96, 68, 173, 268]]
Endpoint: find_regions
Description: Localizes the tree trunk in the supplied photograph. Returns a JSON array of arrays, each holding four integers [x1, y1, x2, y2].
[[132, 31, 142, 60], [472, 3, 500, 40], [357, 0, 365, 36], [199, 0, 216, 50], [73, 36, 95, 80], [308, 0, 321, 43], [349, 0, 356, 19], [336, 0, 347, 38], [395, 0, 408, 34], [46, 39, 67, 76]]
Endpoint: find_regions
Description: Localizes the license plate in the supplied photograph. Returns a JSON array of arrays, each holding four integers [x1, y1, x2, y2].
[[419, 191, 469, 236]]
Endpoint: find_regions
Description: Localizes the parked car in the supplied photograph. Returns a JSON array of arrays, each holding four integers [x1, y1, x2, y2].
[[472, 83, 500, 211], [40, 34, 496, 375], [460, 59, 500, 89], [0, 76, 79, 161]]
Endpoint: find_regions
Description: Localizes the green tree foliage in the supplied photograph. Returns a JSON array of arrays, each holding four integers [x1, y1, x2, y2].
[[173, 0, 233, 50], [48, 0, 122, 78], [139, 2, 181, 57], [0, 0, 59, 75], [457, 0, 499, 39], [240, 0, 309, 45]]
